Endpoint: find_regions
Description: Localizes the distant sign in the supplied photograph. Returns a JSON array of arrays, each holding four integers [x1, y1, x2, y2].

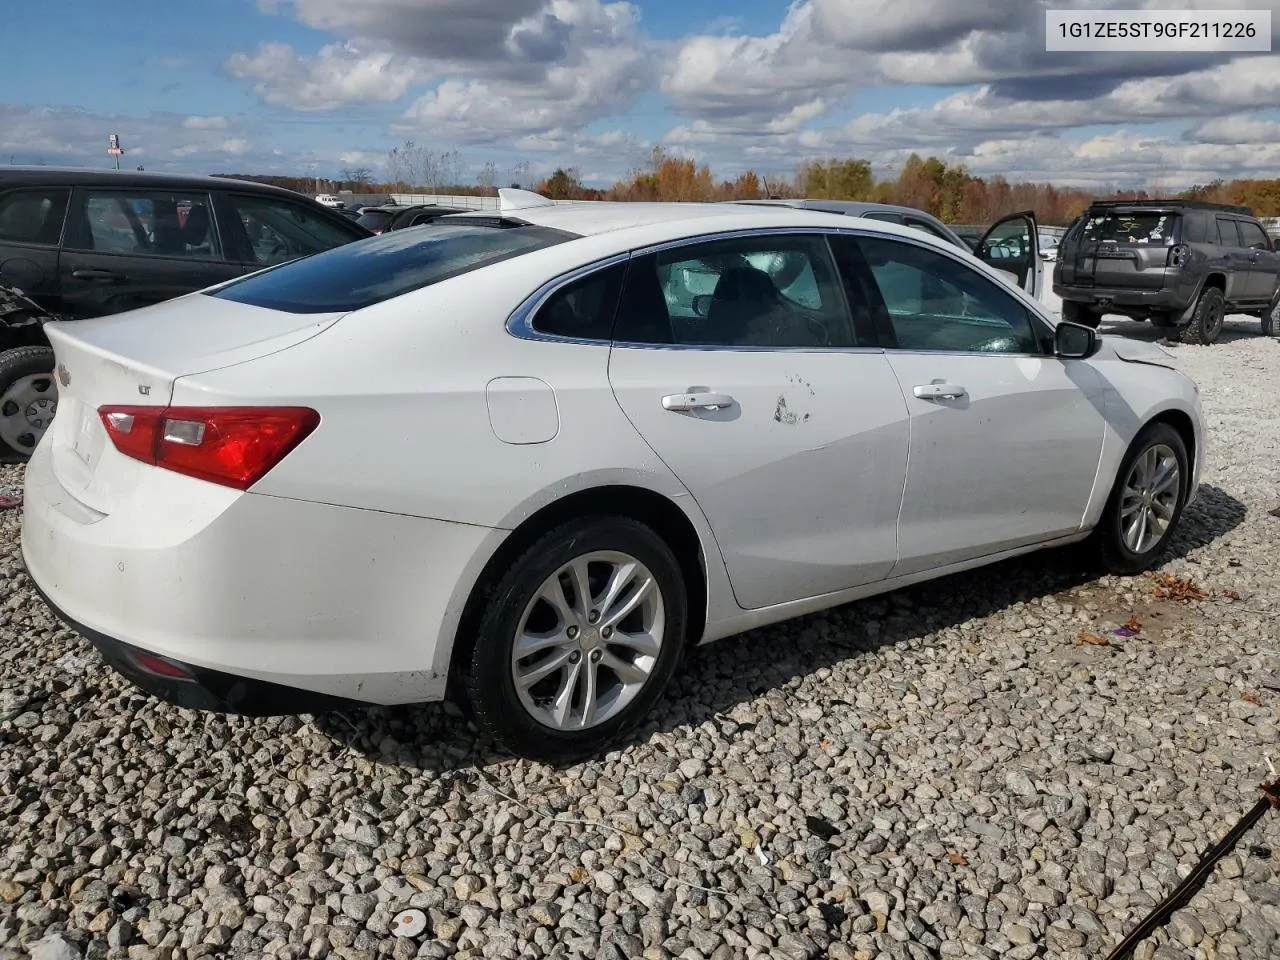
[[107, 133, 123, 157]]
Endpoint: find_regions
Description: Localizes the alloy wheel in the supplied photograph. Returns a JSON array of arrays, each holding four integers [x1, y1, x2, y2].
[[511, 551, 665, 731], [1119, 443, 1181, 554]]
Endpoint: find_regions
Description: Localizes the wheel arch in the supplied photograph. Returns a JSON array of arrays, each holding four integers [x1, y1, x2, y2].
[[441, 482, 715, 697], [1144, 407, 1197, 501]]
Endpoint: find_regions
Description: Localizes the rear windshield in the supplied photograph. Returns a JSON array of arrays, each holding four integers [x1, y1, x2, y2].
[[1081, 211, 1180, 246], [212, 223, 575, 314], [355, 209, 394, 231]]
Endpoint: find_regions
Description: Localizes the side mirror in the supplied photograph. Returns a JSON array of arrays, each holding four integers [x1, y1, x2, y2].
[[1055, 320, 1098, 359], [692, 294, 712, 318]]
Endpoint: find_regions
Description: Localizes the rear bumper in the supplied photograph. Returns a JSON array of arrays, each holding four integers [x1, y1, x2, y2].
[[32, 578, 357, 715], [1054, 285, 1187, 312], [21, 439, 500, 706]]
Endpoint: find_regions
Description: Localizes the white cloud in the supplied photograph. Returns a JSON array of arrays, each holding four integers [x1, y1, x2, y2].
[[226, 41, 424, 111]]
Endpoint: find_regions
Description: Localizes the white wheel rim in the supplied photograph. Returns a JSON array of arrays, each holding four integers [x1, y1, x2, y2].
[[0, 372, 57, 454]]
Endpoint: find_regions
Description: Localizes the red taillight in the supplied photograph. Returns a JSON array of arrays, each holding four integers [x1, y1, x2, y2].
[[1168, 244, 1190, 267], [98, 405, 320, 490]]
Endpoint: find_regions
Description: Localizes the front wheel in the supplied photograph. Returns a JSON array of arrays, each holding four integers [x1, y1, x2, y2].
[[1090, 423, 1189, 575], [0, 345, 57, 459], [463, 517, 688, 761]]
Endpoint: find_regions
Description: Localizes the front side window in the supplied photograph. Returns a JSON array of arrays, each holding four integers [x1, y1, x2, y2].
[[0, 188, 69, 246], [531, 263, 625, 340], [857, 236, 1039, 354], [614, 234, 855, 348], [228, 195, 361, 265], [73, 190, 219, 259], [1239, 220, 1272, 251], [214, 223, 574, 314]]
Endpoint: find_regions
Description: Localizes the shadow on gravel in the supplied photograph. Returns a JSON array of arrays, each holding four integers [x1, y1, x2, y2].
[[1100, 315, 1263, 345], [313, 484, 1246, 772]]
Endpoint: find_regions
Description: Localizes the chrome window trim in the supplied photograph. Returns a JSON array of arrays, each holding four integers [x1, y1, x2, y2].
[[505, 224, 1055, 356], [505, 252, 631, 345]]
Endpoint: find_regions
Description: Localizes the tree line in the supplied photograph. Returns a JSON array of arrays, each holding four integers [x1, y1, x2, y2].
[[216, 146, 1280, 226]]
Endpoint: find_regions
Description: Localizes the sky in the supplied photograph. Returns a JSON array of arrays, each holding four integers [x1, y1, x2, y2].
[[3, 0, 1280, 189]]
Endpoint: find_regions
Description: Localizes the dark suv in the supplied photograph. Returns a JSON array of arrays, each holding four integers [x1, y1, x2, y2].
[[0, 168, 370, 457], [1054, 200, 1280, 345]]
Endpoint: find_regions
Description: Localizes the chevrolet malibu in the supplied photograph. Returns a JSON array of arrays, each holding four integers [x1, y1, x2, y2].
[[22, 191, 1204, 760]]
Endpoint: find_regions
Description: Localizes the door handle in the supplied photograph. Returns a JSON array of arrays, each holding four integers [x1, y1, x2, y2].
[[913, 382, 967, 401], [71, 268, 123, 283], [662, 392, 735, 412]]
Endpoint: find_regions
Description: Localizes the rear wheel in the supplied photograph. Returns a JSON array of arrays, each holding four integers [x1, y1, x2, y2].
[[1061, 300, 1102, 328], [463, 516, 688, 761], [1262, 289, 1280, 337], [1090, 423, 1189, 575], [0, 346, 57, 459], [1175, 286, 1225, 345]]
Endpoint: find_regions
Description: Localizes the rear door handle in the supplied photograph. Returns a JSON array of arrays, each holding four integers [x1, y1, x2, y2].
[[71, 268, 124, 283], [913, 382, 967, 401], [662, 392, 735, 412]]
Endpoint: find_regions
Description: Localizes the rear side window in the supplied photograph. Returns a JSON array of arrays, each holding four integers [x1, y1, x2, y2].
[[1216, 217, 1242, 247], [1182, 212, 1208, 244], [72, 190, 220, 259], [1082, 211, 1180, 246], [531, 263, 625, 340], [0, 188, 69, 246], [213, 223, 575, 314]]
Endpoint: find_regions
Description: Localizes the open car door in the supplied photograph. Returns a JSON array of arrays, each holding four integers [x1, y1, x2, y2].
[[975, 211, 1041, 302]]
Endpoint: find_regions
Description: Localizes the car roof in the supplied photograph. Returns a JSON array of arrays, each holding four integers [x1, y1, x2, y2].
[[449, 200, 882, 240], [0, 166, 314, 201], [734, 198, 947, 220]]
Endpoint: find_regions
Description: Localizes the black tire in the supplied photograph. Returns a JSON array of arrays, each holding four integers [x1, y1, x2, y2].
[[1175, 286, 1225, 345], [463, 516, 688, 762], [1262, 288, 1280, 337], [1090, 423, 1189, 576], [1062, 300, 1102, 329], [0, 345, 57, 460]]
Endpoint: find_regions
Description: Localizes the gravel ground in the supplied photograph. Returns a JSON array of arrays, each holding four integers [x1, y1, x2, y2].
[[2, 309, 1279, 960]]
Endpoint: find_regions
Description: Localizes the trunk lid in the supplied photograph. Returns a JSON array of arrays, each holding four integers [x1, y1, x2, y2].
[[1061, 208, 1181, 291], [45, 294, 344, 514]]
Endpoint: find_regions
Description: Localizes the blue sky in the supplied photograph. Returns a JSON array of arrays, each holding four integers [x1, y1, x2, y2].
[[3, 0, 1280, 188]]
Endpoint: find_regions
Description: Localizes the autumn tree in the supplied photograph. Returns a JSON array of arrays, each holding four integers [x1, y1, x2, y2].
[[537, 168, 587, 200]]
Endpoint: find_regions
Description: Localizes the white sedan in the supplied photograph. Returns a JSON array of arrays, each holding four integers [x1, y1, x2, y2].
[[22, 190, 1204, 760]]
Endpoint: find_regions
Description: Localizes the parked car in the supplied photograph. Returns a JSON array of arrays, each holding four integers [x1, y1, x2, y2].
[[0, 168, 370, 456], [1054, 200, 1280, 343], [314, 194, 345, 209], [25, 189, 1203, 761], [735, 199, 1043, 302], [355, 204, 471, 235]]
